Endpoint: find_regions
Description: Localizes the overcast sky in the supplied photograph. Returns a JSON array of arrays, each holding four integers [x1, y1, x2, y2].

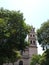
[[0, 0, 49, 54]]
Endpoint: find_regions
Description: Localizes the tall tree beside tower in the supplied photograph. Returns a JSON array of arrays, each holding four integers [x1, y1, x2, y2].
[[0, 8, 31, 65], [37, 20, 49, 65], [37, 20, 49, 50]]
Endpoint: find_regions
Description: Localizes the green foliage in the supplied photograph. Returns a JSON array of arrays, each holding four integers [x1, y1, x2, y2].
[[0, 8, 31, 64], [37, 20, 49, 50], [30, 50, 49, 65], [39, 49, 49, 65], [37, 20, 49, 65], [30, 55, 41, 65]]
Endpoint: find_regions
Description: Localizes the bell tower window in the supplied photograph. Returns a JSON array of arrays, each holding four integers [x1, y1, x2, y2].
[[33, 35, 35, 37], [30, 40, 32, 44], [33, 41, 36, 45]]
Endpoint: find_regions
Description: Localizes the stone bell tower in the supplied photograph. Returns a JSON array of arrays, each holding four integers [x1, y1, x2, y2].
[[28, 28, 37, 59]]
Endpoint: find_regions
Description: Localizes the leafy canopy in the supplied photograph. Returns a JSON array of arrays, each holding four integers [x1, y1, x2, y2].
[[37, 20, 49, 50], [30, 54, 41, 65], [0, 8, 31, 64], [39, 49, 49, 65]]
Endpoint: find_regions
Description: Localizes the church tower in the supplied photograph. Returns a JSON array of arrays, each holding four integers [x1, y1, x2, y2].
[[28, 28, 37, 60]]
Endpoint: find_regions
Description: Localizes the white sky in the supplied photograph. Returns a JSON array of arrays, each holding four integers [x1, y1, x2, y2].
[[0, 0, 49, 54]]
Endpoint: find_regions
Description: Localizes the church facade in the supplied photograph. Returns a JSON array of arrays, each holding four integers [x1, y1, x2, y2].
[[3, 28, 37, 65]]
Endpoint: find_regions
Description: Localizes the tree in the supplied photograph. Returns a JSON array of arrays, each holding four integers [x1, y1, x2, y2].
[[30, 55, 41, 65], [0, 8, 31, 65], [39, 49, 49, 65], [37, 20, 49, 65], [0, 18, 8, 65], [37, 20, 49, 50]]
